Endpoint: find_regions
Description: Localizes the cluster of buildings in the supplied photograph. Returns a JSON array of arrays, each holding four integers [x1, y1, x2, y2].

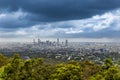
[[33, 38, 68, 47], [1, 40, 120, 64]]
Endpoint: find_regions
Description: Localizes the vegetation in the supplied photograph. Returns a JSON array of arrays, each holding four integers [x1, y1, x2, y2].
[[0, 54, 9, 68], [0, 54, 120, 80]]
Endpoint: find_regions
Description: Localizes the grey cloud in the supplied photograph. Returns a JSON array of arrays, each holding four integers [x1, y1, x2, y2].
[[53, 30, 120, 38], [0, 0, 120, 22], [0, 0, 120, 39]]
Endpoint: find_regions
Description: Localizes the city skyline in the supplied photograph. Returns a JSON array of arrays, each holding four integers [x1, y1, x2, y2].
[[0, 0, 120, 42]]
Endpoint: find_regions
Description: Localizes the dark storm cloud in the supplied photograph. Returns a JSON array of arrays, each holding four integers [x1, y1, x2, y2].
[[0, 11, 37, 29], [0, 0, 120, 39], [0, 0, 120, 22]]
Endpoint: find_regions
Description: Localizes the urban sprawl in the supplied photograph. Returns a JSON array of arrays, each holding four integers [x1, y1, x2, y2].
[[0, 38, 120, 64]]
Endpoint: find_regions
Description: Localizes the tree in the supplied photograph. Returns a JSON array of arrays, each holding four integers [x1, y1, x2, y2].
[[0, 54, 9, 68], [104, 58, 113, 69], [50, 62, 82, 80], [2, 54, 21, 80]]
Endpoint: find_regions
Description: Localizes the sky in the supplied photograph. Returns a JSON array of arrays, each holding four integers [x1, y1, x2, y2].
[[0, 0, 120, 42]]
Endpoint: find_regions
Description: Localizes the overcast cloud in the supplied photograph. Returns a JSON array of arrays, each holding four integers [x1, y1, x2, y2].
[[0, 0, 120, 41]]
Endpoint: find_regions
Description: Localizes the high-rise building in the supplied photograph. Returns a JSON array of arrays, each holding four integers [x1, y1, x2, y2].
[[46, 40, 50, 46], [65, 39, 68, 46], [57, 38, 59, 46]]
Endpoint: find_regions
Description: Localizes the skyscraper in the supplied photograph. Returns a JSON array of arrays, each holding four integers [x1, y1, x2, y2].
[[57, 38, 59, 46], [65, 39, 68, 46], [38, 38, 41, 45]]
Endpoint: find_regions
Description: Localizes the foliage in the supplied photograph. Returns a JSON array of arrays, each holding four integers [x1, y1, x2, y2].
[[1, 54, 120, 80], [0, 67, 4, 80], [90, 58, 120, 80], [0, 54, 9, 68], [50, 61, 82, 80]]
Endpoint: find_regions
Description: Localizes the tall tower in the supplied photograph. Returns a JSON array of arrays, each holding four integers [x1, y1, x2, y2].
[[57, 38, 59, 46], [65, 39, 68, 46]]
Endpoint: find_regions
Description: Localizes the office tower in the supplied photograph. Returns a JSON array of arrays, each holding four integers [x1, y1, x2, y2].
[[65, 39, 68, 46], [57, 38, 59, 46], [46, 40, 50, 46], [38, 38, 41, 45]]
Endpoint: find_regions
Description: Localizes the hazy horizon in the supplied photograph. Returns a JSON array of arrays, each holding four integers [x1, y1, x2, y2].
[[0, 38, 120, 43]]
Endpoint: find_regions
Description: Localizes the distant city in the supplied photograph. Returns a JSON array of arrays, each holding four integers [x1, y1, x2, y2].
[[0, 38, 120, 64], [33, 38, 68, 47]]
